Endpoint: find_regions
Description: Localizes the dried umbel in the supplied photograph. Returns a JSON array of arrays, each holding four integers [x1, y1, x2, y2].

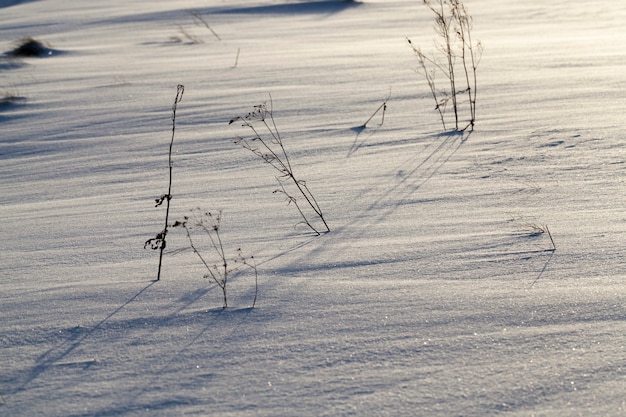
[[231, 98, 330, 236], [172, 209, 258, 309]]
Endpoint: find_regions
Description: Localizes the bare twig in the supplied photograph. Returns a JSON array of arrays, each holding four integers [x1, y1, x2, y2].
[[145, 84, 184, 280], [360, 91, 391, 128]]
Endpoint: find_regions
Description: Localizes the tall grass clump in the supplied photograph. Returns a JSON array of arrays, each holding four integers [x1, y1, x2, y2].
[[172, 209, 258, 309], [407, 0, 482, 131], [230, 98, 330, 236], [144, 84, 184, 280]]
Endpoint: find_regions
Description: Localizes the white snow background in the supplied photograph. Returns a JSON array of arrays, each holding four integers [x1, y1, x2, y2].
[[1, 0, 625, 415]]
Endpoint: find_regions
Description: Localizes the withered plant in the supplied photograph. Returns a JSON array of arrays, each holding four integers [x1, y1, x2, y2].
[[230, 98, 330, 236], [144, 84, 184, 280], [172, 209, 258, 309]]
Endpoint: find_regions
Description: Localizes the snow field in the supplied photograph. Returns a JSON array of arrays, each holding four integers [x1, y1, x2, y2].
[[1, 0, 624, 415]]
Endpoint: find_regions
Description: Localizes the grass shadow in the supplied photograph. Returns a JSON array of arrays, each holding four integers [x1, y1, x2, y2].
[[529, 249, 556, 288], [8, 281, 157, 398], [119, 304, 259, 413], [278, 130, 470, 274], [357, 129, 470, 227], [348, 123, 384, 157]]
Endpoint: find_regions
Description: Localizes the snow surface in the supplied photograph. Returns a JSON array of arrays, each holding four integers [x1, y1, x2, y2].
[[1, 0, 625, 415]]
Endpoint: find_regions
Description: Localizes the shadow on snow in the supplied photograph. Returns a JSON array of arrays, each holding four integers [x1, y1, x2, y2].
[[213, 1, 362, 15]]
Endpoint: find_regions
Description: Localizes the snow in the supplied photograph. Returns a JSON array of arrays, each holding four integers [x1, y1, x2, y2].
[[1, 0, 624, 415]]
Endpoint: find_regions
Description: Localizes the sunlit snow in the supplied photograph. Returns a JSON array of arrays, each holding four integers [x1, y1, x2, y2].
[[1, 0, 624, 415]]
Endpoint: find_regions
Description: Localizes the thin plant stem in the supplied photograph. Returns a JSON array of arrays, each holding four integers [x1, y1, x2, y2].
[[145, 85, 184, 280], [360, 91, 390, 128], [408, 39, 446, 130], [409, 0, 480, 131], [427, 0, 458, 130], [545, 225, 556, 251], [157, 84, 184, 280]]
